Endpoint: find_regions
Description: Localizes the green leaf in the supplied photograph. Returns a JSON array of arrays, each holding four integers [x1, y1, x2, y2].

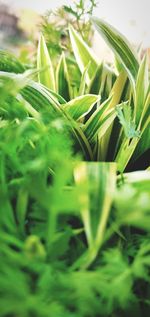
[[97, 70, 129, 161], [116, 106, 149, 172], [130, 122, 150, 163], [69, 24, 98, 84], [0, 50, 25, 73], [0, 69, 38, 96], [56, 53, 71, 101], [109, 71, 128, 108], [89, 62, 116, 103], [88, 62, 104, 95], [21, 82, 61, 112], [37, 33, 56, 91], [83, 96, 118, 141], [78, 62, 90, 96], [69, 24, 116, 96], [140, 92, 150, 128], [116, 103, 140, 138], [115, 100, 149, 172], [116, 138, 139, 172], [135, 54, 149, 125], [43, 86, 67, 104], [91, 17, 139, 82], [73, 162, 116, 268], [64, 117, 93, 160], [63, 94, 100, 121]]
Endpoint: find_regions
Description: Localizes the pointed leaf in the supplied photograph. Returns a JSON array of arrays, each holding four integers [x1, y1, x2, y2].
[[84, 96, 118, 141], [69, 24, 98, 84], [135, 54, 149, 125], [88, 61, 116, 100], [97, 70, 128, 160], [21, 81, 61, 113], [92, 17, 139, 82], [37, 34, 56, 91], [78, 62, 90, 96], [63, 94, 100, 120], [73, 162, 116, 269], [56, 53, 71, 101], [43, 86, 67, 104], [88, 62, 104, 95], [140, 92, 150, 128]]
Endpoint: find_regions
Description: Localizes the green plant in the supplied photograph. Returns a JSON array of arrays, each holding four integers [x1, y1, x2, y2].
[[0, 16, 150, 317], [63, 0, 97, 43], [40, 0, 98, 59], [36, 21, 150, 171]]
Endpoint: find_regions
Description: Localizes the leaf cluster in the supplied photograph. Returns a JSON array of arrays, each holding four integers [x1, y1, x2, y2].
[[0, 16, 150, 317]]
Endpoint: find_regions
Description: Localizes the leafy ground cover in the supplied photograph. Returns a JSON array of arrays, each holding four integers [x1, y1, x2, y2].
[[0, 15, 150, 317]]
